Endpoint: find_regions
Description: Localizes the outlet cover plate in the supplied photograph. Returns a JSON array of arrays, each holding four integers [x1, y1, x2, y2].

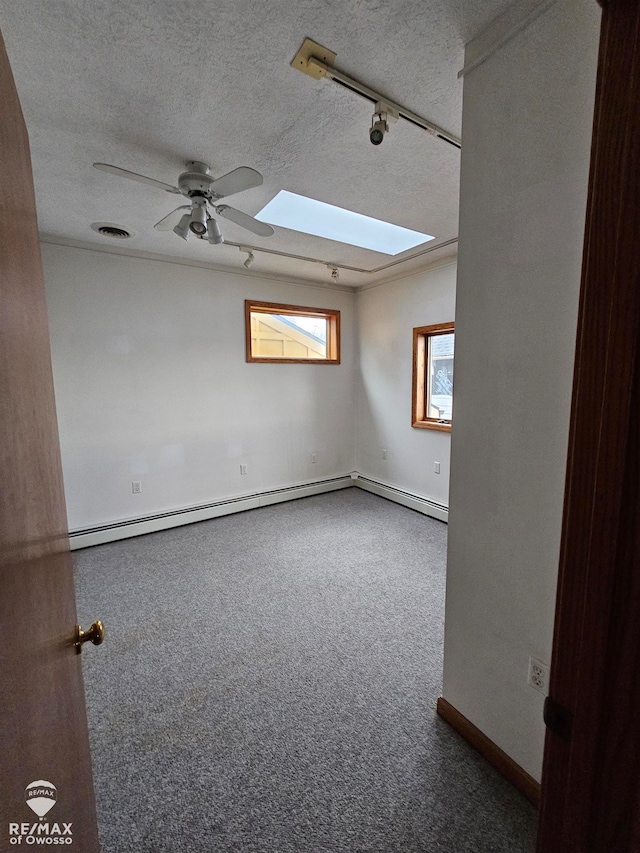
[[528, 656, 549, 694]]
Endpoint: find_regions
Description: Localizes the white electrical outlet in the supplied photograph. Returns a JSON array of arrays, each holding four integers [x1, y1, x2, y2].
[[528, 656, 549, 694], [132, 480, 142, 494], [311, 453, 317, 464], [434, 461, 441, 474], [240, 464, 248, 475], [382, 449, 388, 460]]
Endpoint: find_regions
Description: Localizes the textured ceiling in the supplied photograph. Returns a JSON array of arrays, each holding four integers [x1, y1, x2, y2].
[[0, 0, 515, 286]]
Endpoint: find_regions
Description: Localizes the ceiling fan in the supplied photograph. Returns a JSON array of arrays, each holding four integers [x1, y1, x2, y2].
[[93, 160, 274, 244]]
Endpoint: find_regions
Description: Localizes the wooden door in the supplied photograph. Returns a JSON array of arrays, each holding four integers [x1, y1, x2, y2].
[[537, 0, 640, 849], [0, 29, 101, 852]]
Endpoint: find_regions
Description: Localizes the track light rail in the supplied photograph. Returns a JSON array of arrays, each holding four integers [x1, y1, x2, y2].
[[292, 38, 461, 150], [233, 236, 458, 276]]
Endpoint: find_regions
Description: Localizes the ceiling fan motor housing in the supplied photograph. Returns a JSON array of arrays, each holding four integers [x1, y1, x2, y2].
[[178, 161, 221, 201]]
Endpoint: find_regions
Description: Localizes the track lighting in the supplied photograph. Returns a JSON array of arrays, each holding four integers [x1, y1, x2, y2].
[[369, 101, 397, 146], [244, 252, 255, 269], [189, 201, 208, 236], [291, 39, 461, 150], [173, 213, 191, 241], [370, 116, 387, 146], [207, 218, 224, 245]]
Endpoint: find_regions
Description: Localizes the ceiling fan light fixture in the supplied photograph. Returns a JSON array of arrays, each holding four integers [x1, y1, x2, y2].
[[207, 219, 224, 245], [189, 202, 208, 236], [244, 252, 255, 269], [173, 213, 192, 241]]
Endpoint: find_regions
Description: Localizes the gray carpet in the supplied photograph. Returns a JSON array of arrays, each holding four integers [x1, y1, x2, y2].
[[73, 488, 537, 852]]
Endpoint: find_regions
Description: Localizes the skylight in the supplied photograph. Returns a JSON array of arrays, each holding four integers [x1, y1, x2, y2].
[[255, 190, 434, 256]]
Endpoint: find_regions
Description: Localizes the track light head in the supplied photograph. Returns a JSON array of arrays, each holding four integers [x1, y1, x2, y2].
[[244, 252, 255, 269], [207, 218, 224, 245], [189, 201, 208, 236], [369, 101, 397, 146], [370, 117, 387, 145], [331, 266, 339, 282], [173, 213, 192, 241]]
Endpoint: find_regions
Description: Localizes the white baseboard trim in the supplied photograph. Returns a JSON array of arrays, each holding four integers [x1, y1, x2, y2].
[[69, 476, 353, 550], [353, 475, 448, 523]]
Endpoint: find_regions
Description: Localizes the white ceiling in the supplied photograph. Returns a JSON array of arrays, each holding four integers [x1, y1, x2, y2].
[[0, 0, 515, 287]]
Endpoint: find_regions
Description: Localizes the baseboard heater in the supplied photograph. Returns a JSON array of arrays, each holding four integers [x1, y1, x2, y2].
[[68, 474, 448, 550], [352, 475, 448, 523], [68, 476, 353, 550]]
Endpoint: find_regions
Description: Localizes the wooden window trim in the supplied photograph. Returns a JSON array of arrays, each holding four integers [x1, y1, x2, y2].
[[412, 321, 454, 431], [245, 300, 341, 364]]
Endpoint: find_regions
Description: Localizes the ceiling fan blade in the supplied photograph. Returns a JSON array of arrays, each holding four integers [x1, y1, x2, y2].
[[93, 163, 181, 194], [215, 205, 274, 237], [209, 166, 263, 199], [154, 205, 190, 230]]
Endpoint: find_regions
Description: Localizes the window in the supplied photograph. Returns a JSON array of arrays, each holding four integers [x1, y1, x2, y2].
[[255, 190, 434, 255], [245, 301, 340, 364], [412, 322, 454, 430]]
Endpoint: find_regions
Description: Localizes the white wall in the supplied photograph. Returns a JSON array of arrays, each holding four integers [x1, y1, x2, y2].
[[42, 243, 356, 531], [443, 0, 600, 780], [355, 262, 456, 507]]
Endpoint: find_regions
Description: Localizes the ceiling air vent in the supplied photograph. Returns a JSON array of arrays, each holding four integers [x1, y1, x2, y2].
[[90, 222, 133, 239]]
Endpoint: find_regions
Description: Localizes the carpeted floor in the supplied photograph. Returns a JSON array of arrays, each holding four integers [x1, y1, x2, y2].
[[73, 488, 537, 852]]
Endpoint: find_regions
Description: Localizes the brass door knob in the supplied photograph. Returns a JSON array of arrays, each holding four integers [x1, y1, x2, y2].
[[75, 620, 105, 654]]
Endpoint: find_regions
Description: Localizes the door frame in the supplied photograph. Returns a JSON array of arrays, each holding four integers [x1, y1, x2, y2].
[[537, 0, 640, 848]]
